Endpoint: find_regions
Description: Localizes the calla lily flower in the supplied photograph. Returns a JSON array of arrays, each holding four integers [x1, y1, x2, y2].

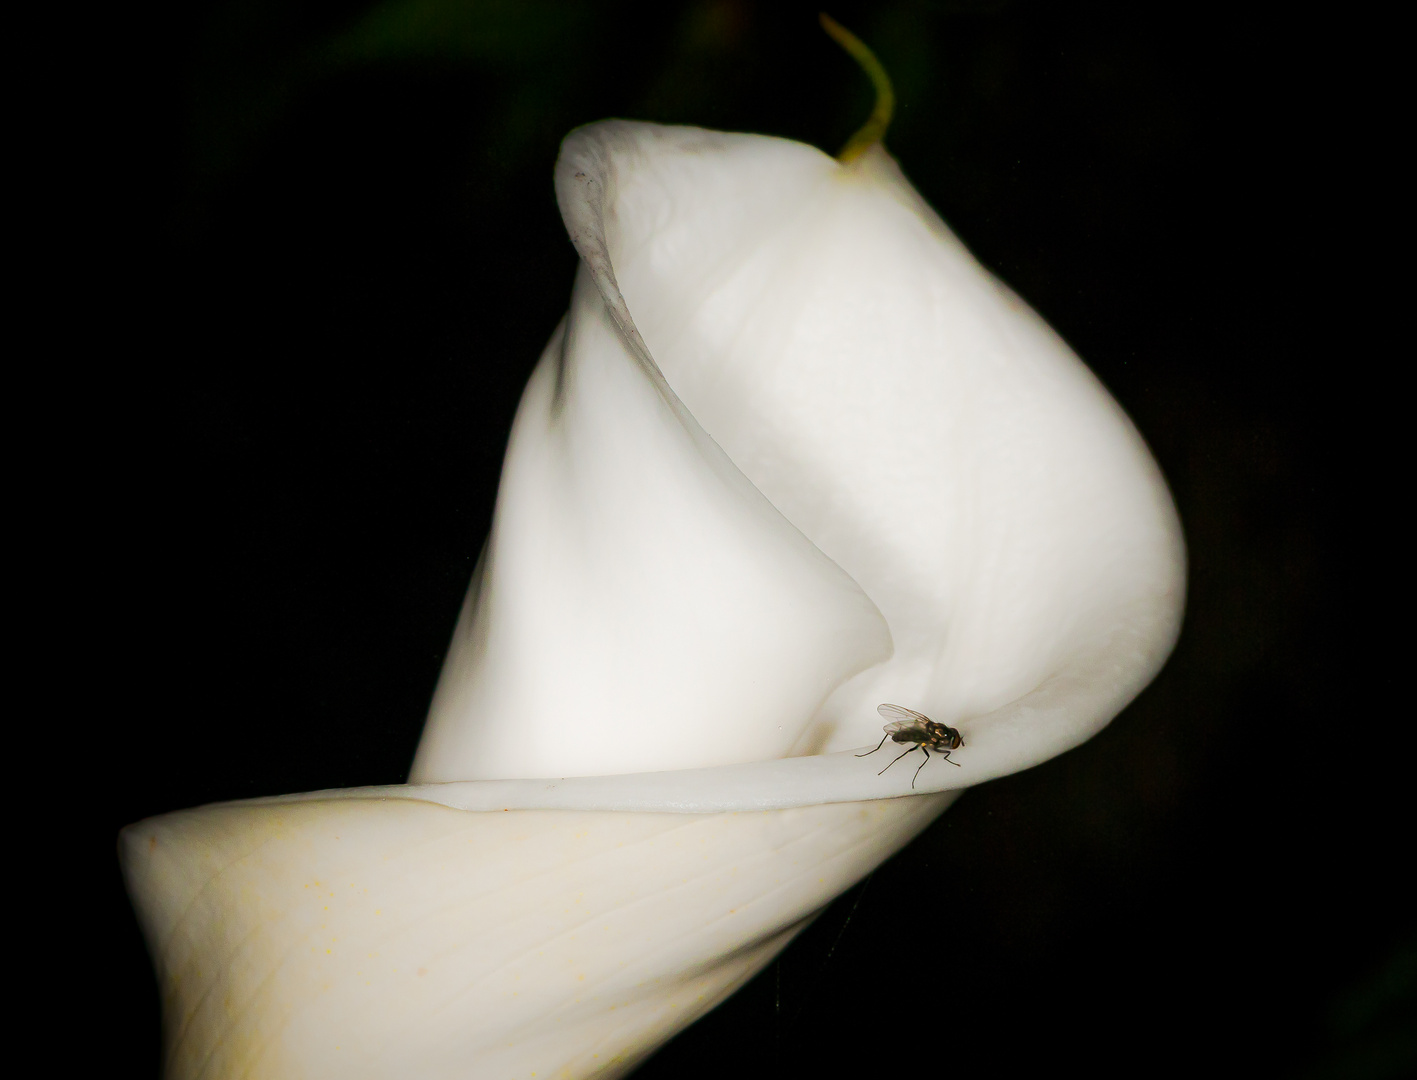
[[122, 77, 1184, 1079]]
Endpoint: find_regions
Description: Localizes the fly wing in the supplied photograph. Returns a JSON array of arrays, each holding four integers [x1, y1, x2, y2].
[[878, 703, 930, 724]]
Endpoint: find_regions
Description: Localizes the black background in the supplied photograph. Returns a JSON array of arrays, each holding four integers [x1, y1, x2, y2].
[[85, 1, 1409, 1077]]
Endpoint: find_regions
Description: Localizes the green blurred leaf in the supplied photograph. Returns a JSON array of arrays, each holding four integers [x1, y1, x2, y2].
[[323, 0, 594, 67], [1304, 933, 1417, 1080]]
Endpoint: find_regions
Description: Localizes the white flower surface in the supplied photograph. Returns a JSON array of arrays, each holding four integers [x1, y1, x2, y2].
[[121, 120, 1184, 1080], [414, 122, 1183, 786]]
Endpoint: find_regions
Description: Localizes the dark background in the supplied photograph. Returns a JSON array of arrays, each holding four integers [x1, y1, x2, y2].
[[89, 1, 1408, 1077]]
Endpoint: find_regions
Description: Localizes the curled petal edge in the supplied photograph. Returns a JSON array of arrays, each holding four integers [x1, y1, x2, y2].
[[122, 791, 957, 1079]]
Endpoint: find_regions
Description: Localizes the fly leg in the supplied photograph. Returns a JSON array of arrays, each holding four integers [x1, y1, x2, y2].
[[878, 745, 920, 777], [941, 749, 961, 767], [856, 733, 890, 758], [911, 746, 930, 788]]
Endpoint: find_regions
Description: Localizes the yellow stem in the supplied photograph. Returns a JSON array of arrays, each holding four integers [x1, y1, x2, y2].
[[819, 13, 895, 163]]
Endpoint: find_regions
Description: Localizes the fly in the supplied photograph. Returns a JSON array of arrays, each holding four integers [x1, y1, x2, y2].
[[857, 704, 964, 789]]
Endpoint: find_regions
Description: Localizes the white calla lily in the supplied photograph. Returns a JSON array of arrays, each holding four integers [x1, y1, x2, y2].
[[122, 112, 1183, 1078]]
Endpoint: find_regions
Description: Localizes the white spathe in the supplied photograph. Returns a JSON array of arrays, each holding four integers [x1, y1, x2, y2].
[[413, 122, 1182, 783], [121, 121, 1184, 1080], [124, 790, 956, 1080]]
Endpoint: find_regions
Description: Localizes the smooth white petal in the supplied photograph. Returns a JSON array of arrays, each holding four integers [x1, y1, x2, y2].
[[123, 789, 954, 1080], [563, 123, 1183, 761], [419, 120, 1183, 782], [412, 248, 893, 782]]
